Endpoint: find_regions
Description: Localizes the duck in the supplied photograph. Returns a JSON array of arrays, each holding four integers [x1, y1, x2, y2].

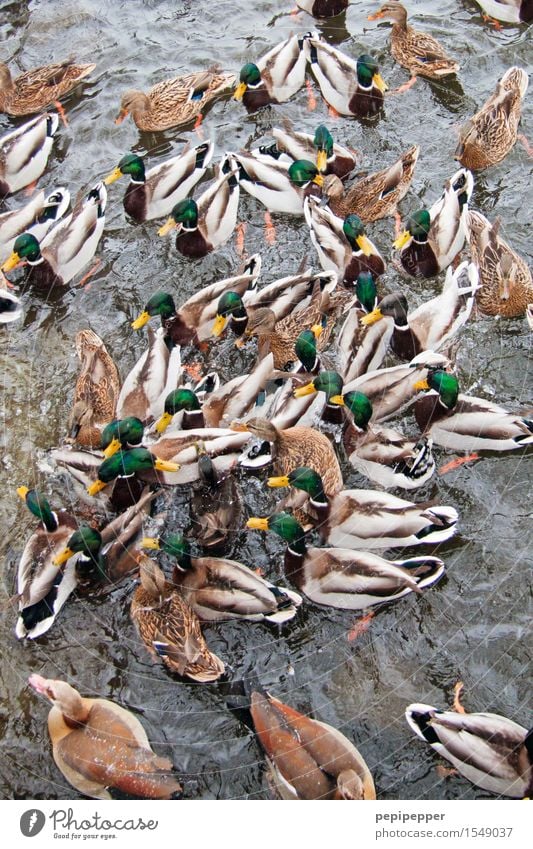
[[86, 447, 180, 501], [0, 281, 22, 323], [264, 122, 357, 179], [295, 0, 349, 17], [117, 326, 182, 424], [303, 35, 388, 117], [115, 67, 235, 131], [0, 187, 70, 263], [360, 261, 480, 361], [131, 254, 261, 347], [249, 686, 376, 800], [472, 1, 533, 24], [131, 555, 225, 682], [455, 67, 528, 170], [103, 141, 214, 223], [14, 486, 79, 640], [322, 145, 419, 223], [247, 512, 446, 609], [1, 182, 106, 287], [393, 168, 473, 278], [229, 152, 323, 215], [305, 196, 386, 285], [67, 330, 120, 448], [414, 368, 533, 452], [0, 113, 59, 197], [367, 3, 459, 81], [140, 534, 302, 623], [233, 34, 307, 111], [263, 467, 458, 549], [0, 59, 95, 116], [28, 673, 182, 799], [158, 156, 239, 257], [468, 210, 532, 317], [188, 443, 242, 552], [100, 416, 145, 458], [406, 700, 532, 798]]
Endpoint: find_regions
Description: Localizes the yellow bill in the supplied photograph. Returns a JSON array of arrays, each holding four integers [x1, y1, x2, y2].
[[212, 314, 227, 337], [229, 421, 249, 432], [246, 517, 269, 531], [294, 382, 317, 398], [17, 486, 29, 500], [311, 324, 323, 338], [102, 438, 121, 459], [414, 378, 430, 391], [154, 458, 180, 472], [316, 149, 328, 173], [53, 547, 74, 566], [87, 479, 108, 496], [2, 252, 21, 273], [373, 72, 388, 93], [313, 173, 324, 187], [356, 234, 374, 257], [141, 537, 161, 550], [360, 307, 383, 327], [103, 167, 123, 185], [329, 394, 345, 406], [131, 311, 151, 330], [393, 230, 412, 250], [267, 475, 289, 488], [158, 218, 177, 237], [155, 412, 173, 434], [233, 82, 247, 101]]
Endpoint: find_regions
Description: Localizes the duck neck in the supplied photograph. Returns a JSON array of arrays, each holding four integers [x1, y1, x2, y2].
[[283, 537, 307, 587]]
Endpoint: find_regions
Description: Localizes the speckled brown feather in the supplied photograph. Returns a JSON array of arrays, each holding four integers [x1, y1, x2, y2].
[[67, 330, 120, 447], [0, 60, 96, 115]]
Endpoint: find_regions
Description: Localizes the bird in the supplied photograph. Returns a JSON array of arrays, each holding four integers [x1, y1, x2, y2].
[[295, 0, 349, 18], [471, 0, 533, 24], [28, 674, 182, 799], [131, 555, 225, 682], [265, 122, 357, 179], [0, 113, 59, 197], [0, 59, 95, 116], [115, 67, 235, 131], [233, 34, 307, 110], [229, 152, 324, 215], [67, 330, 120, 449], [0, 187, 70, 263], [103, 141, 214, 223], [188, 443, 242, 552]]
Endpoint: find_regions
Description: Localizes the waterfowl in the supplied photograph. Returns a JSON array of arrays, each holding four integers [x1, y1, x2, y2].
[[141, 534, 302, 623], [368, 3, 459, 81], [117, 326, 182, 424], [131, 555, 225, 682], [250, 687, 376, 800], [468, 210, 533, 317], [86, 447, 180, 500], [322, 145, 419, 222], [103, 141, 214, 223], [15, 487, 79, 640], [115, 68, 235, 131], [472, 0, 533, 23], [131, 254, 261, 347], [296, 0, 349, 17], [455, 67, 528, 170], [234, 34, 307, 111], [229, 153, 323, 215], [360, 262, 480, 361], [0, 282, 22, 323], [414, 369, 533, 452], [158, 156, 239, 257], [394, 168, 473, 278], [2, 182, 106, 287], [0, 60, 95, 116], [0, 187, 70, 263], [188, 444, 242, 552], [303, 36, 388, 117], [305, 196, 386, 285], [28, 674, 182, 799], [247, 512, 446, 609], [100, 417, 145, 458], [0, 113, 59, 197], [268, 123, 357, 179], [67, 330, 120, 448], [264, 467, 458, 549], [406, 702, 533, 798]]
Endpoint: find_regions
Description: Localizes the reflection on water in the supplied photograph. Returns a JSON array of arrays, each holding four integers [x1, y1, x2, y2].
[[0, 0, 531, 800]]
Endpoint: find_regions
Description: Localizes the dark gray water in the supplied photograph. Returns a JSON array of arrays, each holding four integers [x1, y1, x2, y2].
[[0, 0, 531, 800]]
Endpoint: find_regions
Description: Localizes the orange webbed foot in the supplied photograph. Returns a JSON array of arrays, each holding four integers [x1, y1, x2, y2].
[[78, 257, 102, 288], [388, 76, 417, 96], [24, 179, 39, 196], [54, 100, 69, 127], [518, 134, 533, 158], [264, 211, 276, 245], [235, 221, 247, 257], [306, 79, 317, 111], [482, 13, 503, 30], [452, 681, 466, 714]]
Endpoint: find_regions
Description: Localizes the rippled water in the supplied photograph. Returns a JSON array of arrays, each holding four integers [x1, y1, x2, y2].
[[0, 0, 531, 800]]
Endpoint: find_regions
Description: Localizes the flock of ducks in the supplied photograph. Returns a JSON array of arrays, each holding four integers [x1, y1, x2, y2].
[[2, 1, 532, 801]]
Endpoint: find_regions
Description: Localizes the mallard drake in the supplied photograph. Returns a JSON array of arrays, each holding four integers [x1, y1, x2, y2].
[[305, 196, 386, 285], [131, 555, 225, 682], [100, 417, 145, 458], [406, 701, 533, 798], [117, 326, 182, 424], [468, 210, 532, 317], [115, 67, 235, 131], [229, 152, 323, 215], [235, 417, 343, 498], [2, 182, 106, 287], [360, 262, 480, 361], [234, 34, 307, 111], [472, 0, 533, 23], [266, 122, 357, 179], [414, 368, 533, 452], [0, 59, 95, 116], [393, 168, 473, 278], [323, 145, 419, 222], [132, 254, 261, 347], [28, 674, 182, 799], [86, 447, 180, 499], [296, 0, 349, 17], [103, 141, 214, 223], [188, 444, 242, 552], [0, 113, 58, 197], [247, 512, 446, 609], [263, 467, 458, 548], [0, 187, 70, 263], [67, 330, 120, 448], [141, 534, 302, 623], [368, 3, 459, 80], [455, 67, 528, 170], [15, 487, 79, 639], [158, 156, 239, 257], [250, 687, 376, 800], [303, 36, 387, 117]]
